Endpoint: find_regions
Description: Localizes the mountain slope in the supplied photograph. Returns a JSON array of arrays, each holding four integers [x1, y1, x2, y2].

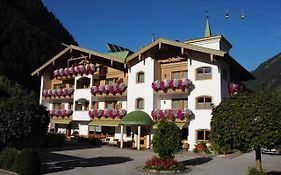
[[0, 0, 77, 92], [246, 52, 281, 91]]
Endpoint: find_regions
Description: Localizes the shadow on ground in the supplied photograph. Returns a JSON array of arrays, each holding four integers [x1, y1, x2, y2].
[[181, 157, 212, 166], [268, 171, 281, 175], [41, 155, 133, 174]]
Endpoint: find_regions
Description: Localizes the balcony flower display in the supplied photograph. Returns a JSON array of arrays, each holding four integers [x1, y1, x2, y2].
[[228, 82, 245, 95], [42, 88, 74, 98], [151, 109, 192, 121], [53, 64, 96, 79], [48, 109, 73, 117], [90, 83, 127, 96], [152, 78, 192, 92], [88, 109, 127, 119]]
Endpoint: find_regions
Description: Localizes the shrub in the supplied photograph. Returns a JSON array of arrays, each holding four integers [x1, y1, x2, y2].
[[16, 148, 41, 175], [152, 121, 182, 160], [44, 133, 66, 147], [193, 142, 210, 154], [246, 167, 267, 175], [0, 147, 19, 172]]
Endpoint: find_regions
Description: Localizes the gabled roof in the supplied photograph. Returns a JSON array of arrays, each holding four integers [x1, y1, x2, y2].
[[125, 38, 226, 63], [31, 45, 125, 76]]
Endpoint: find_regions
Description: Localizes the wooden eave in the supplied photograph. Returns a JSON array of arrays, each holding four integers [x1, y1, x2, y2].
[[31, 45, 126, 76], [226, 55, 255, 81], [125, 38, 226, 63], [184, 35, 232, 48]]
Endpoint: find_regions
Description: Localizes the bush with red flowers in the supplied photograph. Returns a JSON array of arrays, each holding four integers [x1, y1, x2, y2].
[[144, 156, 184, 172]]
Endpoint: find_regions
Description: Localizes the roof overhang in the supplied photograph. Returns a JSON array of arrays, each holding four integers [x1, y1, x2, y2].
[[31, 45, 126, 76], [125, 38, 226, 63]]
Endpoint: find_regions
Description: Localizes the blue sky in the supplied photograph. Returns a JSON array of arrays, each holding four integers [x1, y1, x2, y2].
[[42, 0, 281, 71]]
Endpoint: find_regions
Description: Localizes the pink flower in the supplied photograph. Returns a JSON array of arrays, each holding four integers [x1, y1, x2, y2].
[[53, 70, 59, 78], [169, 80, 175, 90], [64, 68, 69, 77], [98, 85, 105, 94], [59, 68, 65, 77], [66, 109, 73, 116], [57, 88, 62, 97], [178, 79, 183, 90]]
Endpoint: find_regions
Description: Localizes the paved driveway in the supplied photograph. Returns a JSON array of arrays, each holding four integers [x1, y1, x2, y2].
[[39, 145, 281, 175]]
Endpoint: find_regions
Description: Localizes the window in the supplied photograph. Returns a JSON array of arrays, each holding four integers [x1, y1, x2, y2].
[[196, 67, 212, 80], [105, 101, 117, 109], [136, 72, 144, 83], [196, 96, 212, 109], [92, 101, 98, 110], [75, 99, 89, 111], [126, 126, 131, 137], [53, 103, 64, 110], [76, 77, 90, 89], [106, 78, 117, 85], [196, 129, 210, 142], [171, 70, 188, 79], [172, 99, 188, 109], [136, 98, 144, 109]]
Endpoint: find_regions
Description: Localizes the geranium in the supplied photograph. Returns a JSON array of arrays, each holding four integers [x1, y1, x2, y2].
[[152, 78, 192, 92], [56, 88, 62, 97], [90, 83, 127, 95], [52, 89, 57, 97], [58, 68, 65, 77], [65, 109, 73, 116], [98, 85, 105, 94], [53, 70, 59, 78]]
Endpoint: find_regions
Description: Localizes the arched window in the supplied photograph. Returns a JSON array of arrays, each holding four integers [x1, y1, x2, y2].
[[136, 72, 145, 83], [75, 98, 89, 111], [135, 98, 144, 109], [196, 67, 212, 80], [196, 96, 212, 109]]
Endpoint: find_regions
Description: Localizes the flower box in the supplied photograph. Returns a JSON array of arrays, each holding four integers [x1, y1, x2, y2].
[[90, 83, 127, 96], [42, 88, 74, 99], [151, 109, 192, 121], [53, 64, 96, 79], [88, 109, 127, 119], [152, 78, 192, 93]]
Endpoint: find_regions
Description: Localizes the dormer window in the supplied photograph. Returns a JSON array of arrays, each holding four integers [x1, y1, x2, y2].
[[136, 72, 144, 83], [196, 67, 212, 80]]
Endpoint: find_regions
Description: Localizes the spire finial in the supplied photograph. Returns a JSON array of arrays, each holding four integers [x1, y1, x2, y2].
[[204, 10, 212, 37], [152, 33, 156, 42]]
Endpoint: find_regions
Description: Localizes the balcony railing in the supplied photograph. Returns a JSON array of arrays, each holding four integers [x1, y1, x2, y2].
[[88, 109, 127, 119], [42, 88, 74, 99], [48, 109, 73, 117], [151, 109, 192, 121], [152, 78, 192, 93], [53, 64, 96, 79], [90, 83, 127, 96]]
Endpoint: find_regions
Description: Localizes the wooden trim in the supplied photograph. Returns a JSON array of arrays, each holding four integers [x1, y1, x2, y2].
[[125, 38, 226, 63], [104, 101, 117, 109], [171, 99, 188, 109]]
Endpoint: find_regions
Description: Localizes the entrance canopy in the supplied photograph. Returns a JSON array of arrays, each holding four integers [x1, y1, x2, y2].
[[121, 111, 153, 126]]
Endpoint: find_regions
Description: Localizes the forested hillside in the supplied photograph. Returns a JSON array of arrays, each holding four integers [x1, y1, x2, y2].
[[0, 0, 77, 92], [246, 52, 281, 91]]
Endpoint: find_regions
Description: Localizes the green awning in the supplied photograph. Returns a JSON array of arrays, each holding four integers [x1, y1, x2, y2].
[[153, 121, 187, 129], [50, 118, 72, 124], [89, 119, 120, 127], [121, 111, 153, 125]]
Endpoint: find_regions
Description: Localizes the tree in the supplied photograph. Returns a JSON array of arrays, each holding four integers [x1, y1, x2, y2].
[[152, 121, 182, 160], [210, 92, 281, 171], [0, 76, 49, 149]]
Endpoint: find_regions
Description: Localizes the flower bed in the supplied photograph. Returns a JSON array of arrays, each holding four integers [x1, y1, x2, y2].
[[90, 83, 127, 95], [53, 64, 96, 79], [48, 109, 73, 117], [42, 88, 74, 98], [144, 156, 185, 173], [88, 109, 127, 119], [151, 109, 192, 121], [152, 78, 192, 92]]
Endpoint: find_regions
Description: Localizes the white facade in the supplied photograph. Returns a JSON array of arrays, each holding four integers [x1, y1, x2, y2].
[[127, 57, 155, 114], [36, 35, 251, 150]]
